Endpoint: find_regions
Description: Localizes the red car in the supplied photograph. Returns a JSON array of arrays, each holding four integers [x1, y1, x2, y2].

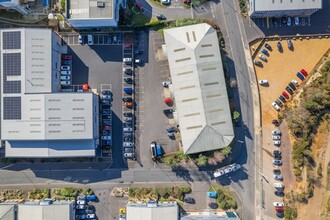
[[62, 54, 72, 60], [275, 206, 284, 212], [124, 44, 132, 49], [165, 98, 173, 104], [300, 69, 308, 77], [282, 91, 289, 99]]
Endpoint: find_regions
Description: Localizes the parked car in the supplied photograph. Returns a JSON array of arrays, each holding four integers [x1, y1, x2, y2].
[[163, 108, 174, 114], [272, 135, 281, 140], [288, 82, 296, 90], [102, 110, 111, 115], [101, 95, 112, 100], [124, 77, 133, 84], [297, 72, 305, 80], [87, 213, 96, 219], [272, 102, 280, 111], [76, 214, 87, 220], [168, 132, 175, 138], [162, 81, 171, 87], [122, 97, 133, 102], [123, 68, 133, 75], [272, 159, 282, 165], [273, 202, 284, 207], [285, 86, 294, 95], [282, 91, 290, 99], [277, 41, 282, 51], [291, 79, 299, 87], [258, 54, 267, 61], [123, 58, 132, 64], [124, 147, 134, 158], [102, 99, 111, 105], [259, 79, 268, 85], [60, 81, 71, 86], [161, 0, 171, 4], [124, 117, 133, 122], [275, 99, 283, 107], [273, 150, 281, 156], [62, 54, 72, 60], [167, 126, 176, 133], [278, 95, 286, 103], [124, 102, 133, 108], [273, 140, 281, 146], [123, 127, 133, 132], [294, 16, 299, 26], [102, 140, 111, 145], [76, 204, 87, 210], [300, 69, 308, 77], [123, 137, 133, 142], [123, 88, 133, 94], [60, 75, 70, 80], [123, 142, 134, 147], [183, 197, 195, 204], [209, 202, 218, 209], [61, 70, 71, 75], [281, 17, 287, 25], [254, 60, 262, 66], [274, 174, 283, 181], [156, 14, 166, 20], [272, 119, 279, 126], [61, 65, 70, 70], [124, 44, 132, 49], [265, 43, 272, 50], [62, 60, 72, 65], [102, 120, 111, 125], [287, 17, 292, 26], [287, 39, 293, 49], [273, 169, 281, 175], [101, 90, 111, 95], [272, 130, 281, 135], [261, 48, 269, 55], [123, 112, 133, 117], [77, 200, 86, 205], [101, 136, 111, 140], [78, 35, 83, 44], [87, 34, 93, 45]]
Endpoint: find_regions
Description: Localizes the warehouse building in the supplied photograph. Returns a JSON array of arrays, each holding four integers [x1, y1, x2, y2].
[[67, 0, 126, 28], [0, 28, 99, 158], [248, 0, 322, 18], [163, 23, 234, 155]]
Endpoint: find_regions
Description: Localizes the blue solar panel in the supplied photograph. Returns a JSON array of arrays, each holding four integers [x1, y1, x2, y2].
[[2, 31, 21, 50], [3, 53, 21, 94], [3, 97, 21, 120]]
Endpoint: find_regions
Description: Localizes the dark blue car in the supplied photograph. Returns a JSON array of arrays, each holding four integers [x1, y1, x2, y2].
[[123, 88, 133, 94], [261, 48, 269, 55], [296, 72, 305, 80]]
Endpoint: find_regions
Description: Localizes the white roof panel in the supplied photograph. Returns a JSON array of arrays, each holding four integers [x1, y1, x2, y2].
[[253, 0, 322, 11]]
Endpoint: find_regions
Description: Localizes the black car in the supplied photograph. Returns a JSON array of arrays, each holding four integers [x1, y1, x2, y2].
[[275, 191, 285, 197], [286, 86, 294, 95], [274, 154, 282, 160], [209, 202, 218, 209], [102, 110, 111, 115], [123, 122, 133, 127], [167, 126, 176, 133], [123, 137, 133, 142], [273, 150, 281, 156], [102, 115, 111, 119], [275, 99, 283, 107], [277, 41, 282, 51], [272, 119, 279, 126], [163, 108, 174, 114], [265, 43, 272, 51], [123, 132, 133, 137], [124, 112, 133, 117], [278, 95, 286, 103], [122, 97, 133, 102], [254, 60, 262, 66], [101, 90, 111, 95], [287, 39, 293, 49], [281, 17, 287, 25], [102, 120, 111, 125], [183, 197, 195, 204], [102, 140, 111, 146], [124, 77, 133, 84], [102, 130, 111, 136], [123, 68, 133, 75], [273, 169, 281, 175], [288, 82, 296, 90], [62, 60, 72, 65], [156, 14, 166, 20]]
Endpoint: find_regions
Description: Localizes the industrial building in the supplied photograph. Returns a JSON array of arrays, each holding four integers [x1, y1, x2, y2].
[[181, 211, 240, 220], [248, 0, 322, 18], [126, 201, 179, 220], [163, 23, 234, 155], [67, 0, 126, 28], [0, 28, 99, 158]]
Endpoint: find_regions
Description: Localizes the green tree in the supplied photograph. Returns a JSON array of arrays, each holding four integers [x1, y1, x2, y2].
[[196, 154, 208, 166], [220, 146, 232, 157], [162, 156, 175, 166], [233, 111, 240, 122]]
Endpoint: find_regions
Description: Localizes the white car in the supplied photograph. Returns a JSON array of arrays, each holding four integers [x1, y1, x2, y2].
[[87, 34, 93, 45], [273, 202, 284, 207], [272, 102, 280, 111], [291, 79, 299, 87], [272, 130, 281, 135], [258, 54, 266, 61], [273, 140, 281, 146], [60, 75, 71, 80], [123, 127, 133, 132], [258, 80, 268, 85], [78, 35, 83, 44], [294, 17, 299, 26], [61, 65, 70, 70], [101, 136, 111, 140], [287, 17, 292, 26], [162, 81, 171, 87], [77, 200, 86, 205], [87, 214, 96, 219], [161, 0, 170, 4], [272, 135, 281, 140], [123, 142, 134, 147], [274, 175, 283, 180], [61, 70, 71, 75], [123, 58, 132, 63], [60, 81, 71, 86]]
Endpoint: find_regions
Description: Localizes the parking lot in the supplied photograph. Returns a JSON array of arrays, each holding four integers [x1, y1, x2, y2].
[[253, 37, 330, 218], [250, 16, 311, 29]]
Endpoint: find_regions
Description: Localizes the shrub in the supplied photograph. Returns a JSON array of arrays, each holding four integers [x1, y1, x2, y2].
[[220, 146, 232, 157], [284, 205, 298, 219], [196, 154, 208, 166], [157, 188, 168, 198], [317, 163, 323, 178], [179, 186, 191, 193]]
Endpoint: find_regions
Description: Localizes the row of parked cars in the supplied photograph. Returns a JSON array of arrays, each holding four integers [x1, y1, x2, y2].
[[272, 69, 308, 111], [78, 33, 123, 45], [122, 43, 135, 159], [75, 195, 97, 220], [100, 89, 112, 153], [61, 54, 72, 86]]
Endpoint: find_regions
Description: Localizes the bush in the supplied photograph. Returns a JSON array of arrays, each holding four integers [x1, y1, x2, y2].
[[220, 146, 232, 157], [196, 154, 208, 166], [179, 186, 191, 193], [284, 205, 298, 220], [157, 188, 168, 198], [317, 163, 323, 178]]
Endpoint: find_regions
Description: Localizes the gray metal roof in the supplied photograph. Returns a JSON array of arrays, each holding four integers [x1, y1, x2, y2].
[[69, 0, 113, 19], [18, 201, 73, 220], [164, 23, 234, 155], [127, 202, 178, 220], [253, 0, 322, 11]]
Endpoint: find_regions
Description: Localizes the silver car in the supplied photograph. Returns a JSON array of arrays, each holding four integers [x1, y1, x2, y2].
[[272, 159, 282, 165], [258, 54, 267, 61], [273, 140, 281, 146], [274, 175, 283, 181], [272, 135, 281, 140], [123, 142, 134, 147], [272, 130, 281, 135]]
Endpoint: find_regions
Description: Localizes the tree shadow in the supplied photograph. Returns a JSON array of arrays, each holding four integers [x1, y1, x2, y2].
[[171, 165, 194, 182]]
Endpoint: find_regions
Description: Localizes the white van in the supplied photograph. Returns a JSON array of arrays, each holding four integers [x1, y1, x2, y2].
[[87, 35, 93, 45]]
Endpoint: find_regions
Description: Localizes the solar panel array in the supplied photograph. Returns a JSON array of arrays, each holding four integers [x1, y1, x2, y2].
[[2, 31, 21, 50], [3, 97, 21, 120], [3, 53, 21, 94]]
